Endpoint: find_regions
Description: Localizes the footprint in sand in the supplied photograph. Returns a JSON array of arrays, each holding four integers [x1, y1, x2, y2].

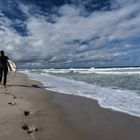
[[4, 88, 8, 91], [4, 92, 11, 95], [22, 123, 38, 134], [12, 95, 17, 99], [8, 102, 16, 106], [24, 111, 30, 116]]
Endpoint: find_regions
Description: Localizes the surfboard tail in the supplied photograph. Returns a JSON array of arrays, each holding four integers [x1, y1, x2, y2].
[[8, 60, 16, 72]]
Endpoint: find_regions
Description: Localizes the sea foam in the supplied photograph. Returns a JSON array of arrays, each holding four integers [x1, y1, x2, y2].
[[20, 69, 140, 118]]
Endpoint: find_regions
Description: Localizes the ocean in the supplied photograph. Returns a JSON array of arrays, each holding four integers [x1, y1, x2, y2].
[[19, 67, 140, 117]]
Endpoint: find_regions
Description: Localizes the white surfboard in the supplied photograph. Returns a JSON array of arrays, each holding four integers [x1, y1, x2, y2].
[[8, 60, 16, 72]]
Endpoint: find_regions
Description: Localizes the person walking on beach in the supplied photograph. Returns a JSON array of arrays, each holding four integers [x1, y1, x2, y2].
[[0, 50, 11, 86]]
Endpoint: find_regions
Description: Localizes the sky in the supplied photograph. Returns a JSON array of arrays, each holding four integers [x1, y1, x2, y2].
[[0, 0, 140, 68]]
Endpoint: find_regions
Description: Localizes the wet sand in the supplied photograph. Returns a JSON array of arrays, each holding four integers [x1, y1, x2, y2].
[[0, 72, 140, 140]]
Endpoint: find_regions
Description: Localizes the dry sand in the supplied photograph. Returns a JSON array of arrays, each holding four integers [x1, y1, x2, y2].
[[0, 72, 140, 140]]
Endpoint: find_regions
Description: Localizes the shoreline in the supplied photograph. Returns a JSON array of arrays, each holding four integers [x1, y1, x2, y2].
[[0, 72, 140, 140], [24, 71, 140, 119]]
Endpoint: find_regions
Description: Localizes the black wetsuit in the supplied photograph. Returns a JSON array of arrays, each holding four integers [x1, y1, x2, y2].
[[0, 55, 9, 85]]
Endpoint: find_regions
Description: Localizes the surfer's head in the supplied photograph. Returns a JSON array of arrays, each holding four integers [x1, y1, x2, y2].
[[0, 50, 4, 56]]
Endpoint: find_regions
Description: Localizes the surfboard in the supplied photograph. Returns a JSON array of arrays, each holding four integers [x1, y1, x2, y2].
[[8, 60, 16, 72]]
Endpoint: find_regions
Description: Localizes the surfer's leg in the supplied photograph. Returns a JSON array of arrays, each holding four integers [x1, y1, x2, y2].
[[3, 68, 8, 86], [0, 69, 3, 83]]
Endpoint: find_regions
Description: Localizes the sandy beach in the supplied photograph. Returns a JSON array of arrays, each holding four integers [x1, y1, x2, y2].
[[0, 72, 140, 140]]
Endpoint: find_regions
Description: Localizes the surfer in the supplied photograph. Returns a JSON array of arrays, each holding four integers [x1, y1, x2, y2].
[[0, 50, 11, 86]]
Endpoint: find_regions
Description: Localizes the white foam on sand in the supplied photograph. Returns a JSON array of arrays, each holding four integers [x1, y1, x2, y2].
[[20, 70, 140, 118]]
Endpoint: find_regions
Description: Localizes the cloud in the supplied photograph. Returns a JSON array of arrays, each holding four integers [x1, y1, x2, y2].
[[0, 0, 140, 68]]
